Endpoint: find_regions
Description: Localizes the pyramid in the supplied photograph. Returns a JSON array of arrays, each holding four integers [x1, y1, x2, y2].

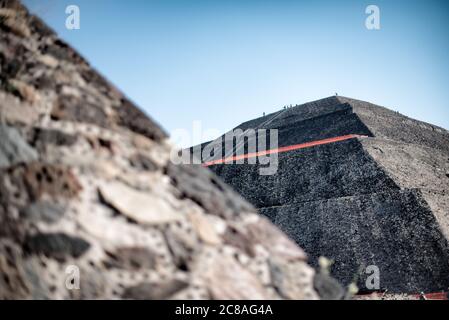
[[201, 96, 449, 294], [0, 0, 319, 299]]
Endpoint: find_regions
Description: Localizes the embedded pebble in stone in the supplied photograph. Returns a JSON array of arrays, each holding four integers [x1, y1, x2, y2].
[[103, 247, 157, 270], [197, 250, 272, 300], [129, 153, 158, 171], [0, 125, 38, 168], [20, 201, 65, 224], [98, 181, 182, 225], [8, 79, 40, 103], [50, 95, 110, 127], [0, 92, 39, 125], [187, 210, 221, 245], [24, 233, 91, 262], [37, 54, 58, 68], [22, 163, 82, 200], [0, 240, 31, 299], [122, 279, 189, 300], [30, 128, 78, 148]]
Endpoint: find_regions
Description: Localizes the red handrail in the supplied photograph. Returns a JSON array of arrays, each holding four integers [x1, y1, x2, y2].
[[202, 134, 367, 167]]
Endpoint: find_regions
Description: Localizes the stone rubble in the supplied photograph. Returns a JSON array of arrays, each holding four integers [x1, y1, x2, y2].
[[0, 0, 320, 300]]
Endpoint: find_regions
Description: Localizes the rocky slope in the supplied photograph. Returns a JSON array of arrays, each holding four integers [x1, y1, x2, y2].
[[0, 0, 319, 299]]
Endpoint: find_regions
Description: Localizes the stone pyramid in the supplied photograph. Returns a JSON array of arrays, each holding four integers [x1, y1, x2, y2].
[[0, 0, 319, 299], [204, 96, 449, 294]]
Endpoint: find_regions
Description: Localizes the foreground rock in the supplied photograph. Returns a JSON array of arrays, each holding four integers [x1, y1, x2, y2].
[[0, 1, 318, 299]]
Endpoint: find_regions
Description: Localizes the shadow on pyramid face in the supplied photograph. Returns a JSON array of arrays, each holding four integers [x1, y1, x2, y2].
[[204, 96, 449, 294]]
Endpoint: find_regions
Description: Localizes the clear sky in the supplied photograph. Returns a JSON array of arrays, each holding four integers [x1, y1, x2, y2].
[[24, 0, 449, 146]]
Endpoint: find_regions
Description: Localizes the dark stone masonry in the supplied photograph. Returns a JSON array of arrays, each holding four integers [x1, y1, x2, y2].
[[205, 95, 449, 294]]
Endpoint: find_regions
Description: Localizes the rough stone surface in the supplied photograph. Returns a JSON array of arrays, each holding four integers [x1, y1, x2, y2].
[[0, 1, 318, 300], [20, 201, 65, 224], [122, 279, 189, 300], [314, 272, 345, 300], [98, 180, 183, 225], [202, 96, 449, 294], [0, 124, 37, 168], [24, 233, 91, 262]]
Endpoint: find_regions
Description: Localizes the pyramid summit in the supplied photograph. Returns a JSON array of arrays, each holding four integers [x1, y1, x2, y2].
[[204, 95, 449, 294]]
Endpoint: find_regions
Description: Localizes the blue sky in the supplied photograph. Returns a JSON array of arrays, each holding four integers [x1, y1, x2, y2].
[[24, 0, 449, 145]]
